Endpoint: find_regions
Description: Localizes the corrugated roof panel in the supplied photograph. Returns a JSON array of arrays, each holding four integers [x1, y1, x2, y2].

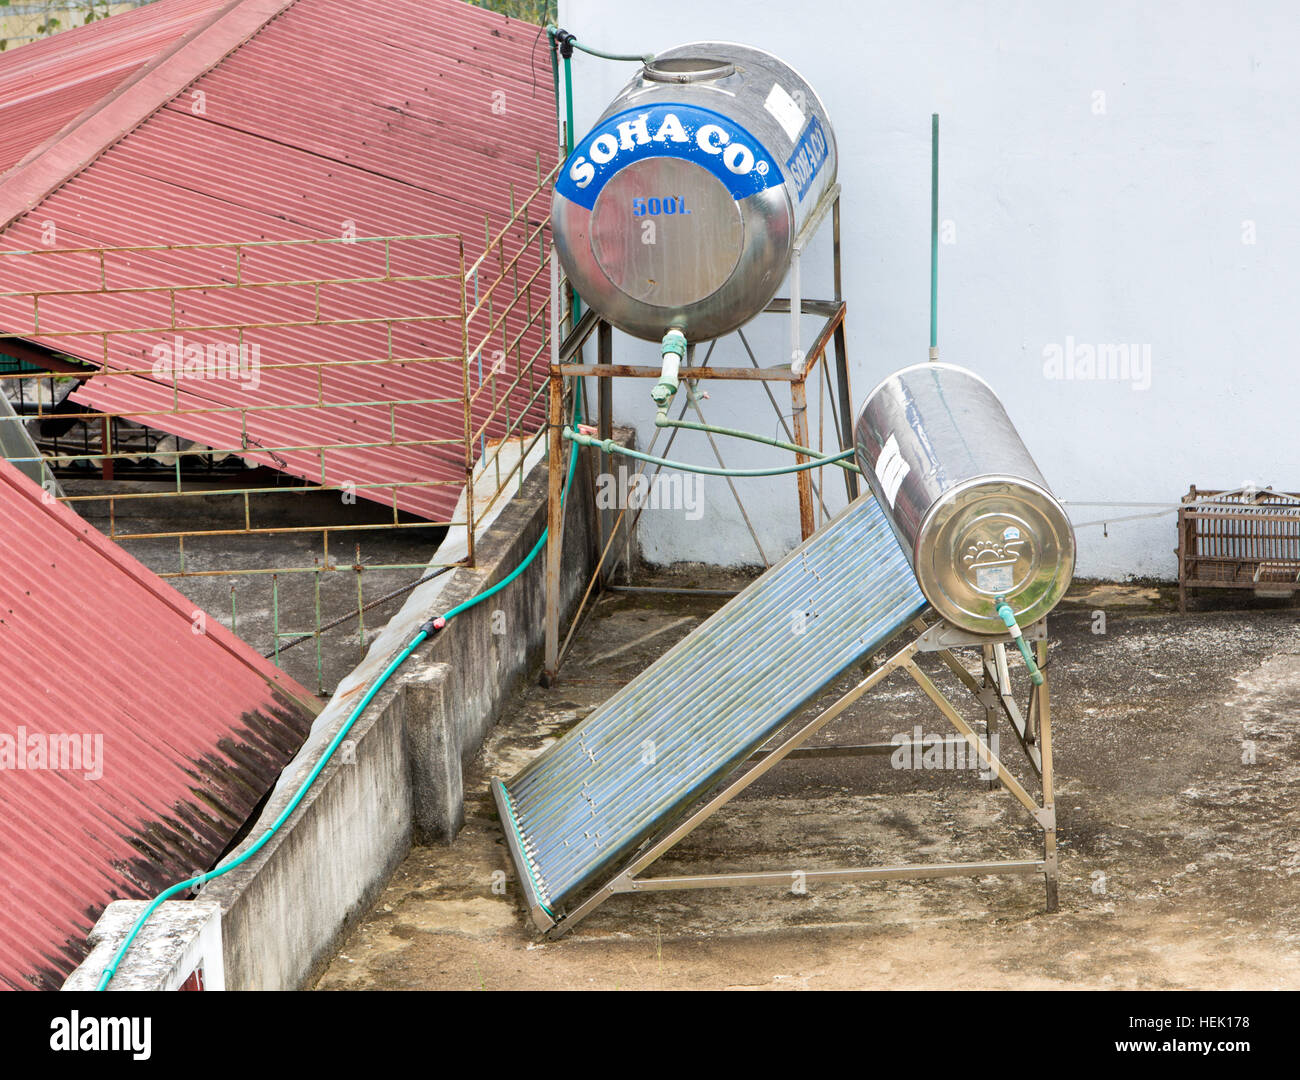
[[0, 0, 229, 175], [0, 457, 318, 990], [0, 0, 557, 522]]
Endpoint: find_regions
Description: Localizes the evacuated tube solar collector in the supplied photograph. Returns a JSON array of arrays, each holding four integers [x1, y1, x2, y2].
[[552, 42, 837, 343], [854, 363, 1076, 635]]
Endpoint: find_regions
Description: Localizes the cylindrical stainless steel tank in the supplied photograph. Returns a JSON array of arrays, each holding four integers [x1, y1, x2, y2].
[[854, 363, 1076, 634], [552, 42, 837, 343]]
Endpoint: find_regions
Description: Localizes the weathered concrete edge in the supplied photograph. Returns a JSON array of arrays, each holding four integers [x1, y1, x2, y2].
[[211, 451, 598, 989], [69, 448, 600, 990], [63, 900, 223, 991]]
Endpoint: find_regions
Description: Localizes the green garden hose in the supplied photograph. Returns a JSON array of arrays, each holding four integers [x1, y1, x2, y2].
[[654, 412, 861, 474], [97, 385, 586, 989], [994, 597, 1045, 686], [564, 425, 855, 477]]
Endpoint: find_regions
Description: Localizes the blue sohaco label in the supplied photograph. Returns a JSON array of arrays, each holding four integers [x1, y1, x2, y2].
[[785, 114, 829, 202], [555, 103, 782, 211]]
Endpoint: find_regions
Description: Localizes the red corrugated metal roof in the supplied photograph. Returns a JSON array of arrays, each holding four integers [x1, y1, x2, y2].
[[0, 0, 556, 522], [0, 457, 318, 990], [0, 0, 230, 177]]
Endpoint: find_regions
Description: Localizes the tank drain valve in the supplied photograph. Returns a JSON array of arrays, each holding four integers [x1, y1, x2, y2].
[[994, 597, 1045, 686], [651, 329, 687, 407]]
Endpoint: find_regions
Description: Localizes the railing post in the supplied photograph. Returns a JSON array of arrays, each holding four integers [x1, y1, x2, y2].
[[459, 236, 476, 565], [543, 364, 565, 685]]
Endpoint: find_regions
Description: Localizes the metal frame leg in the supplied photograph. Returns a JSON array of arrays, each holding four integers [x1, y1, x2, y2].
[[790, 378, 816, 540], [982, 644, 999, 792], [542, 370, 565, 684], [596, 319, 613, 587], [1037, 637, 1059, 912]]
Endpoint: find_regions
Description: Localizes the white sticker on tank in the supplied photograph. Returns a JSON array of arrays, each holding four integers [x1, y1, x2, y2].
[[875, 434, 911, 510], [764, 82, 806, 143], [975, 563, 1015, 594]]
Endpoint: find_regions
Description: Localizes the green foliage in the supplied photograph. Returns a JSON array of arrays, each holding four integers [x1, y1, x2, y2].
[[465, 0, 556, 26], [4, 0, 123, 46]]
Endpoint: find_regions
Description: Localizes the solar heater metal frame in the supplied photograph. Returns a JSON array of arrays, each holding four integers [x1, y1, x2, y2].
[[502, 616, 1059, 939]]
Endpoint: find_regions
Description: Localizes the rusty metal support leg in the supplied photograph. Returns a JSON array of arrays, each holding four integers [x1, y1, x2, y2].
[[100, 417, 113, 482], [596, 319, 613, 587], [542, 370, 565, 685], [790, 379, 816, 540]]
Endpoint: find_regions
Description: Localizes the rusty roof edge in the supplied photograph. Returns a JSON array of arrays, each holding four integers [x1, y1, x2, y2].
[[0, 458, 322, 718], [0, 0, 300, 237]]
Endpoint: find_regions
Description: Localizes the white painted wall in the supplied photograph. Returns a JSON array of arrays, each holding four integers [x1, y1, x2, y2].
[[559, 0, 1299, 579]]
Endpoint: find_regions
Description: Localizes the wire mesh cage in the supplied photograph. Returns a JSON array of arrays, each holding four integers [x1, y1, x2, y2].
[[1177, 485, 1300, 611]]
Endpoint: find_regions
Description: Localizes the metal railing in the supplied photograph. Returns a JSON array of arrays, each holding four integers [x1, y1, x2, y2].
[[0, 160, 561, 692]]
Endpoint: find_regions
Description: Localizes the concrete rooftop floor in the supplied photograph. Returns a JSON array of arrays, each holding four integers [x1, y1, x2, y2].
[[317, 579, 1300, 990]]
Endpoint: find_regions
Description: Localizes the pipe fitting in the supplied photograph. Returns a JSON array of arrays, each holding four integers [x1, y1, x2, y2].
[[651, 329, 687, 407]]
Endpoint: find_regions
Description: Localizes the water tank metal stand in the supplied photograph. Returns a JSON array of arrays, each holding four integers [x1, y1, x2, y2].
[[543, 184, 854, 682]]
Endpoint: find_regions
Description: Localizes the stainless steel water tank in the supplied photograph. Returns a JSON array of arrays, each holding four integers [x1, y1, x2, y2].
[[552, 42, 837, 343], [854, 363, 1076, 634]]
